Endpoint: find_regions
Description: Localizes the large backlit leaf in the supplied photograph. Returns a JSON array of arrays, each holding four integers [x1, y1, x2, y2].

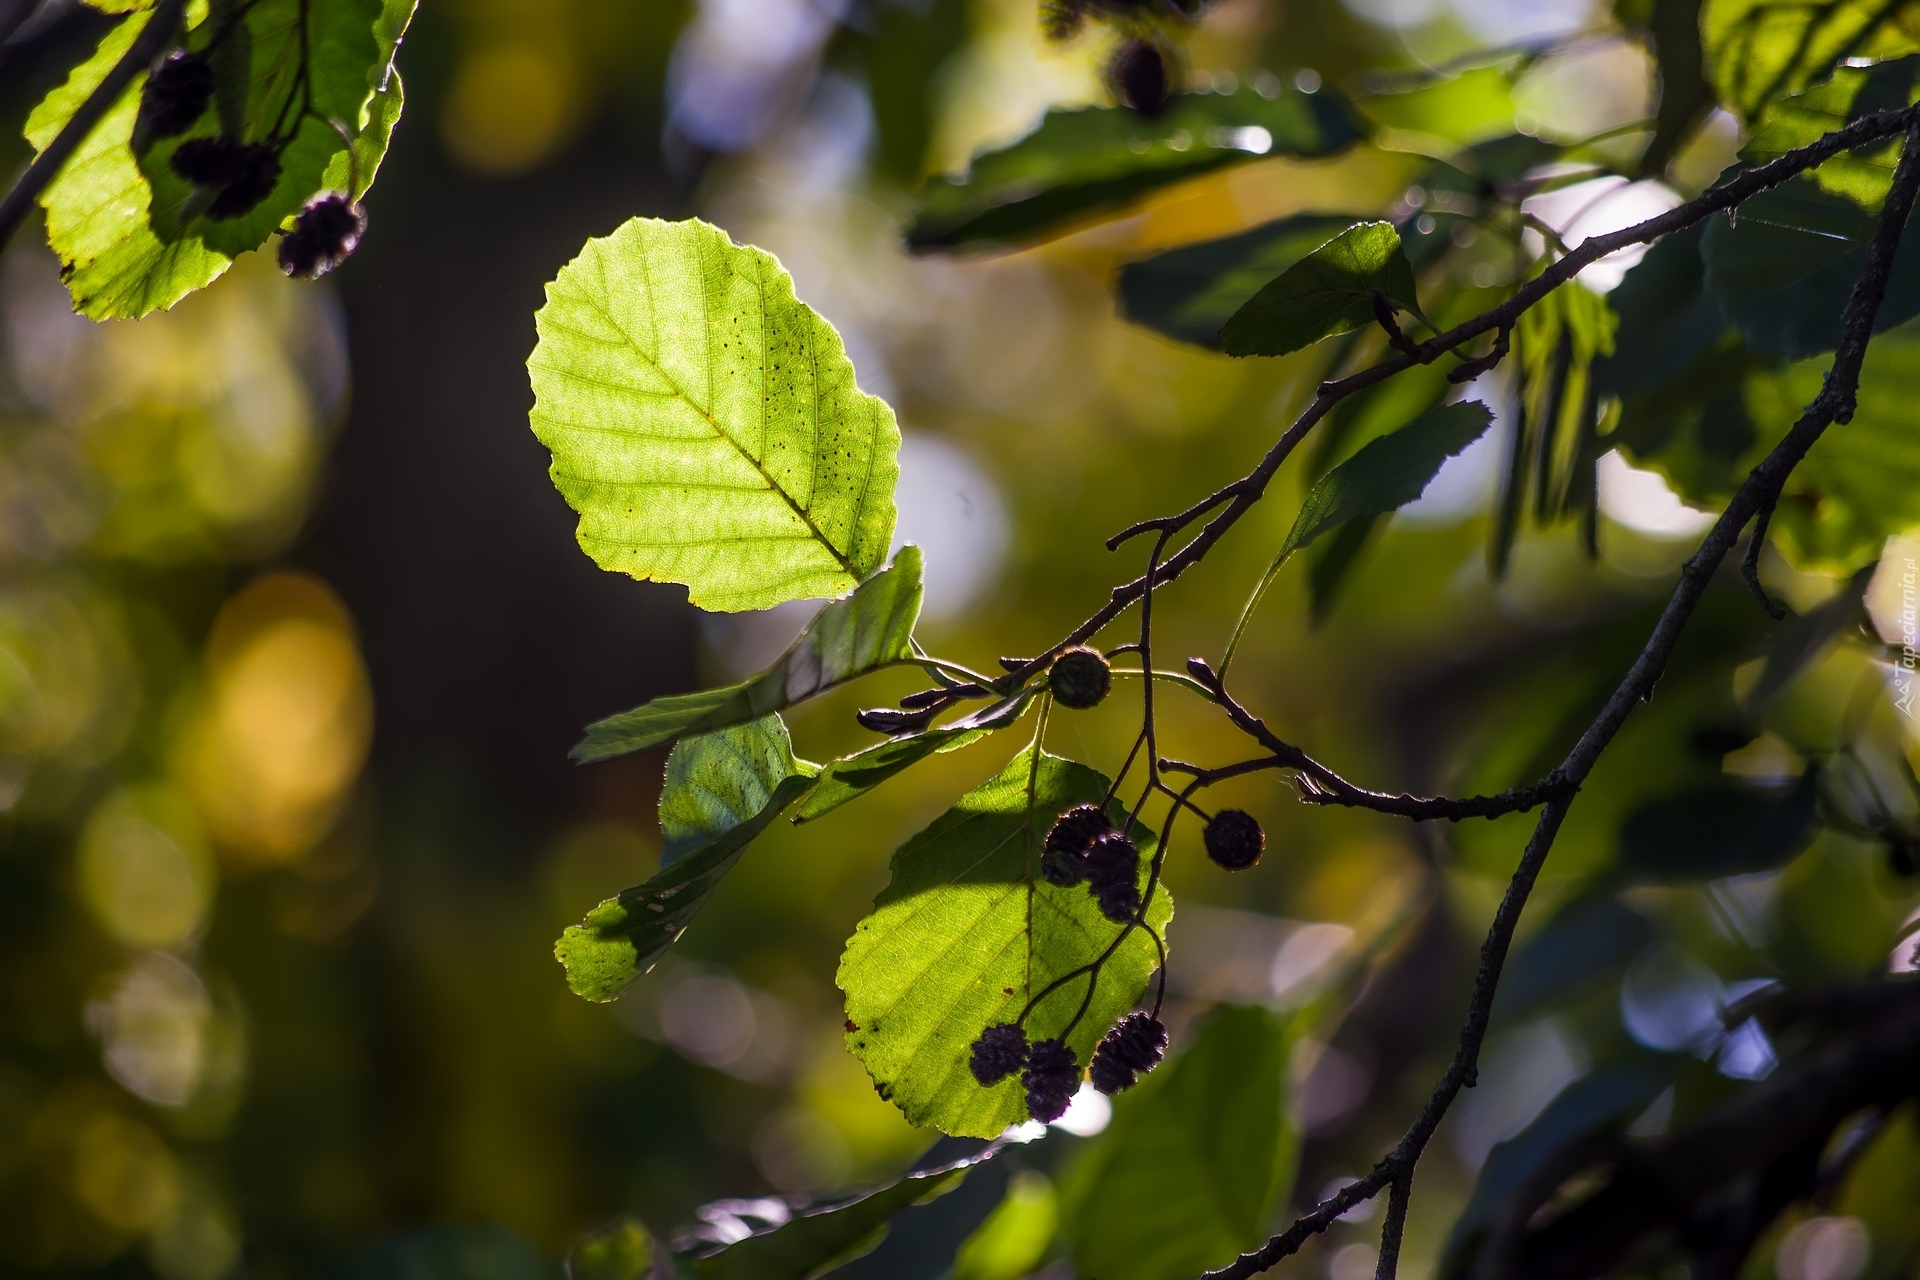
[[1117, 213, 1368, 349], [793, 691, 1038, 824], [660, 715, 818, 866], [529, 217, 901, 612], [838, 749, 1170, 1138], [573, 548, 923, 762], [1702, 0, 1920, 122], [1059, 1005, 1306, 1280], [27, 0, 413, 319], [1218, 222, 1420, 358], [907, 85, 1365, 251], [554, 767, 816, 1001]]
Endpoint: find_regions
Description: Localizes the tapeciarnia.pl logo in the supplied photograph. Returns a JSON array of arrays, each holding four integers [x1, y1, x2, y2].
[[1895, 557, 1917, 720]]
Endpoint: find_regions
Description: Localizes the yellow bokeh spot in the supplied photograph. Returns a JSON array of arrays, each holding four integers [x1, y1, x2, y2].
[[177, 573, 371, 868], [76, 785, 215, 950], [71, 1112, 180, 1234], [441, 42, 583, 175]]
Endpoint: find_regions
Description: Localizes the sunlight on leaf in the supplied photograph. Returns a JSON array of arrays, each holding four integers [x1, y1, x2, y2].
[[529, 216, 901, 612], [838, 748, 1170, 1139], [1702, 0, 1920, 123], [27, 0, 413, 319]]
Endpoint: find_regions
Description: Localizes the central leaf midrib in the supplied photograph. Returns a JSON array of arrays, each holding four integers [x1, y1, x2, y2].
[[593, 249, 859, 577]]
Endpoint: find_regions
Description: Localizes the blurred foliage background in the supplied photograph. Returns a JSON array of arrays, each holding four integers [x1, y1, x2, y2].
[[1, 1, 1917, 1278]]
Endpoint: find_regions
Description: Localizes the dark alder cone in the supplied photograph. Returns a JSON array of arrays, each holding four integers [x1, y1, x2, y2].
[[135, 52, 214, 146], [969, 1022, 1028, 1086], [1049, 646, 1111, 709], [1090, 1012, 1168, 1095], [171, 138, 282, 220], [1086, 829, 1141, 922], [1089, 1048, 1136, 1095], [278, 193, 367, 279], [1106, 1011, 1168, 1071], [1023, 1038, 1080, 1122], [1107, 39, 1171, 117], [1042, 803, 1111, 886], [1203, 808, 1265, 870]]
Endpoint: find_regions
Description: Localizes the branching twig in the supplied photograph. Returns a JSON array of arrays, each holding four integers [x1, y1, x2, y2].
[[0, 0, 190, 252], [1203, 116, 1920, 1280]]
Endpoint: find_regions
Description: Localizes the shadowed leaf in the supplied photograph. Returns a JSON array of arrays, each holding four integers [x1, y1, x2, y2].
[[1618, 770, 1822, 881], [1219, 221, 1419, 358], [1117, 213, 1368, 349]]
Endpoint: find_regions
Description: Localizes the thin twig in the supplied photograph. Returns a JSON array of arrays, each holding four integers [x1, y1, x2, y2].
[[0, 0, 190, 252]]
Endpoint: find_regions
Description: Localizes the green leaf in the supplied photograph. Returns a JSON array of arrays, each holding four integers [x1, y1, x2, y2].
[[1222, 400, 1492, 673], [1739, 56, 1920, 207], [27, 0, 414, 319], [1356, 63, 1522, 147], [792, 690, 1038, 824], [1640, 0, 1715, 176], [660, 715, 818, 866], [907, 85, 1365, 251], [1117, 213, 1371, 349], [554, 772, 812, 1001], [529, 216, 901, 612], [1701, 0, 1920, 123], [1699, 175, 1920, 359], [837, 748, 1170, 1138], [1617, 770, 1821, 881], [1218, 222, 1420, 358], [1744, 324, 1920, 566], [950, 1169, 1057, 1280], [1059, 1005, 1305, 1280], [573, 548, 923, 762], [1281, 400, 1494, 557], [569, 1219, 667, 1280], [677, 1144, 1005, 1280], [1746, 566, 1876, 707]]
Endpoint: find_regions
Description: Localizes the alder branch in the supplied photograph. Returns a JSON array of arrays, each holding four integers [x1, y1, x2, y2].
[[1181, 656, 1574, 821], [1203, 114, 1920, 1280], [0, 0, 189, 253], [1020, 100, 1920, 684]]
